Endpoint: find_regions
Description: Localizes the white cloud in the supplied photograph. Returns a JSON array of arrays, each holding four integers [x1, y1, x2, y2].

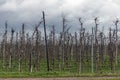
[[0, 0, 120, 32], [0, 0, 17, 11]]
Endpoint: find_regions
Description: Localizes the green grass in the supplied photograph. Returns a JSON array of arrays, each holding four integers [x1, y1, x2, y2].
[[0, 57, 120, 77], [0, 71, 119, 78]]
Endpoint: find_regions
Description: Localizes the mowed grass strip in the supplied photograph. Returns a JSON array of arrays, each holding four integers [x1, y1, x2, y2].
[[0, 72, 119, 78]]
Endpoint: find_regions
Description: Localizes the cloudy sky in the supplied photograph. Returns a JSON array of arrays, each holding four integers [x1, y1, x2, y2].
[[0, 0, 120, 34]]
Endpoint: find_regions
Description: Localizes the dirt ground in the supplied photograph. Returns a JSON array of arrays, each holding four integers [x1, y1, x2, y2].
[[0, 77, 120, 80]]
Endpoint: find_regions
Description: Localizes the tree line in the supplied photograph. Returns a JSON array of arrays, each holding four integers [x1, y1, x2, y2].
[[0, 12, 120, 73]]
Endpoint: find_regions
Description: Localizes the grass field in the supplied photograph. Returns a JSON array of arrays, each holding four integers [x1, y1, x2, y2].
[[0, 58, 119, 78], [0, 71, 119, 78]]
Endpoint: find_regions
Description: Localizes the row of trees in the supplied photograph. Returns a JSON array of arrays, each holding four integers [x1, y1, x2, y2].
[[0, 12, 120, 73]]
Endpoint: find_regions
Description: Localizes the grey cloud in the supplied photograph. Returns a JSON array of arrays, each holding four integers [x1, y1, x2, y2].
[[0, 0, 6, 5], [0, 0, 120, 34]]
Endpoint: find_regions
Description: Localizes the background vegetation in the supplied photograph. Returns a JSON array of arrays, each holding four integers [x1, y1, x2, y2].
[[0, 12, 120, 77]]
